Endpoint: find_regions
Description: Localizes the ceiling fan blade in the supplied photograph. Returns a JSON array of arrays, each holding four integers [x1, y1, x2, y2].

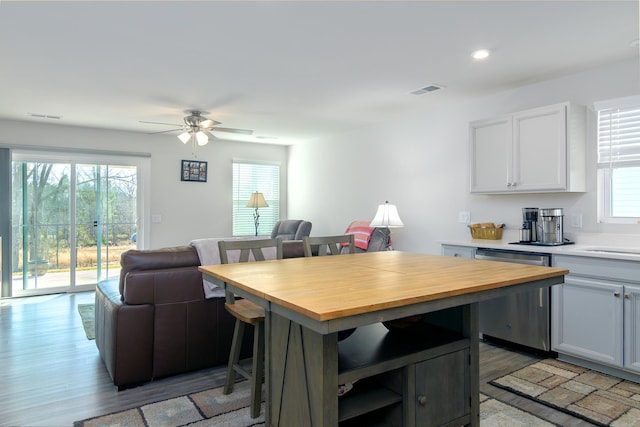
[[211, 127, 253, 135], [200, 119, 221, 128], [139, 120, 183, 127], [148, 128, 184, 135]]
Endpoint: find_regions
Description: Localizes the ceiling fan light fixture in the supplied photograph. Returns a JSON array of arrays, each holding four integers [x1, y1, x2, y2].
[[196, 131, 209, 146], [178, 131, 191, 144]]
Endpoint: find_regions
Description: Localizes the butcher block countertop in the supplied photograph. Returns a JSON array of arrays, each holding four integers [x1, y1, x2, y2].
[[199, 251, 567, 322]]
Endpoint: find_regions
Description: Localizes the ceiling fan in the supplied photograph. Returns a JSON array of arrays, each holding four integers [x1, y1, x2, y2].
[[140, 110, 253, 154]]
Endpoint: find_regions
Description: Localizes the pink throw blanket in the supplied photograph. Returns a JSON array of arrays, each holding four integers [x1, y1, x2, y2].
[[344, 221, 374, 250]]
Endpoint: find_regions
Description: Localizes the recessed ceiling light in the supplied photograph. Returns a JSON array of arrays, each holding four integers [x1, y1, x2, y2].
[[471, 49, 490, 60]]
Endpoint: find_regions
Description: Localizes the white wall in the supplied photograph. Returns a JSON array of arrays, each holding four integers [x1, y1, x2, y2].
[[0, 119, 288, 248], [288, 59, 640, 254]]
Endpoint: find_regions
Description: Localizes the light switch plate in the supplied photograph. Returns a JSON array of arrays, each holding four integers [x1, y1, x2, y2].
[[570, 213, 582, 228], [458, 211, 471, 224], [151, 214, 162, 224]]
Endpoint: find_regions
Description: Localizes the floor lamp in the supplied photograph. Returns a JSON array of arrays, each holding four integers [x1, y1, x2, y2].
[[247, 192, 269, 236], [369, 201, 404, 250]]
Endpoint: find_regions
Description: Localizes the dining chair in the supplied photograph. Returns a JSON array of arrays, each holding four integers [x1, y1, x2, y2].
[[302, 234, 355, 257], [218, 238, 283, 419]]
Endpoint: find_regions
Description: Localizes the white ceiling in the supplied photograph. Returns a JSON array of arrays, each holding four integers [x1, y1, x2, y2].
[[0, 1, 638, 145]]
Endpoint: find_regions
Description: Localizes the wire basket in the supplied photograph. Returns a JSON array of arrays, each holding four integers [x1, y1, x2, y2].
[[468, 224, 503, 240]]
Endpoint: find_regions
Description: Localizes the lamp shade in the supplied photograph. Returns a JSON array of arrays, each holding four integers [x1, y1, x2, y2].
[[370, 201, 404, 228], [246, 192, 269, 209]]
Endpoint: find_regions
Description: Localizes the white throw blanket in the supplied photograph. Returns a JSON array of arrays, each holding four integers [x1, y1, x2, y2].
[[190, 236, 276, 298]]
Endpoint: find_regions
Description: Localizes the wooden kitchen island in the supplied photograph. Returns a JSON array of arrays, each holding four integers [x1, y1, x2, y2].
[[200, 251, 567, 427]]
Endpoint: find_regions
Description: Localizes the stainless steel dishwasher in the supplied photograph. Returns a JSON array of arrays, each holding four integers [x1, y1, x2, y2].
[[475, 248, 552, 352]]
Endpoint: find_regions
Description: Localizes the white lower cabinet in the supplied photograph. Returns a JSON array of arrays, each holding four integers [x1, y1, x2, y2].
[[552, 276, 623, 366], [552, 255, 640, 375]]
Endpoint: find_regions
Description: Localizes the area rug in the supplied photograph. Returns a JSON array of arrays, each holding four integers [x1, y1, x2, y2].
[[74, 383, 553, 427], [74, 381, 264, 427], [77, 303, 95, 340], [490, 358, 640, 426]]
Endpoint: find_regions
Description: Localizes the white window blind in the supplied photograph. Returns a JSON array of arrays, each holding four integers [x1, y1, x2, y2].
[[597, 101, 640, 220], [232, 161, 280, 236]]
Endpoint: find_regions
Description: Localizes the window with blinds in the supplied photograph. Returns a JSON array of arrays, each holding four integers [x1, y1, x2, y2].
[[597, 99, 640, 222], [232, 161, 280, 236]]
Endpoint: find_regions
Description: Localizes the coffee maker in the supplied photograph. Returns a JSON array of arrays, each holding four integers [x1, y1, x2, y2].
[[520, 207, 538, 242], [539, 208, 564, 244]]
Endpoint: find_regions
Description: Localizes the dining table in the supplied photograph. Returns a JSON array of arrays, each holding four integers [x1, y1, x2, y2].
[[200, 250, 568, 427]]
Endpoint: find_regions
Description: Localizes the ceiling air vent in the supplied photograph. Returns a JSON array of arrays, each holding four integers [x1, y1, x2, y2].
[[28, 113, 62, 120], [410, 84, 443, 95]]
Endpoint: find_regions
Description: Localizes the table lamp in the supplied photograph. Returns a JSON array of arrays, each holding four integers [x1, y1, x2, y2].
[[369, 201, 404, 249], [246, 192, 269, 236]]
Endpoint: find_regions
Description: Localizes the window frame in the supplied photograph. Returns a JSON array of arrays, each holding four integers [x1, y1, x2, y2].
[[595, 96, 640, 225], [232, 160, 280, 237]]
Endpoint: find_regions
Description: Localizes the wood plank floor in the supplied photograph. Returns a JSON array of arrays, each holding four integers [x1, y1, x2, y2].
[[0, 292, 596, 426]]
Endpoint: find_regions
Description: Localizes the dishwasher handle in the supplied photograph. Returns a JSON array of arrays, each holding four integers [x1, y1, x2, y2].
[[475, 249, 550, 266]]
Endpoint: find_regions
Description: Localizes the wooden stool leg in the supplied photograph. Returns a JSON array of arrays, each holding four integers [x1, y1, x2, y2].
[[224, 319, 245, 395], [250, 321, 265, 418]]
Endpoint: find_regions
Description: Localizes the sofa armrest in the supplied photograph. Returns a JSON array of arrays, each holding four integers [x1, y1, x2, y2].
[[95, 280, 154, 389], [123, 267, 204, 305]]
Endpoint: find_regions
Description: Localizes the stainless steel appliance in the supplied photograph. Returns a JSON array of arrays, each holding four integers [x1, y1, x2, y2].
[[521, 207, 538, 242], [539, 208, 564, 244], [476, 248, 552, 352]]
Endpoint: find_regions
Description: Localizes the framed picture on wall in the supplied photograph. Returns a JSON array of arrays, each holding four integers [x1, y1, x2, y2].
[[181, 160, 207, 182]]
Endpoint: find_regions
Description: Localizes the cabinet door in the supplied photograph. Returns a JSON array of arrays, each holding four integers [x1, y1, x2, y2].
[[469, 116, 512, 193], [512, 104, 567, 191], [553, 276, 623, 367], [624, 285, 640, 374], [414, 349, 469, 426], [441, 245, 475, 259]]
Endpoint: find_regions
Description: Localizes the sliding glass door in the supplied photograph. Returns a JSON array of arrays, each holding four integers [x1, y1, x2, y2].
[[9, 153, 142, 296]]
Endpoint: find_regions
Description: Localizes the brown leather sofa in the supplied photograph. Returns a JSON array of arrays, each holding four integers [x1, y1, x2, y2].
[[95, 246, 248, 390]]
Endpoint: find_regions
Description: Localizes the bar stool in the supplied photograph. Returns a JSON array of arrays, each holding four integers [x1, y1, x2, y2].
[[302, 234, 355, 257], [218, 238, 283, 419]]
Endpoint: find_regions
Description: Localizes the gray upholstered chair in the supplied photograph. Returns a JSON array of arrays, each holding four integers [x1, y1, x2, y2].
[[271, 219, 312, 258], [270, 219, 312, 240], [218, 238, 283, 419]]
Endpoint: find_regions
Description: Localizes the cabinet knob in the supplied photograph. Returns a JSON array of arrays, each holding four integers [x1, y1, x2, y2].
[[417, 395, 428, 406], [453, 253, 460, 257], [614, 291, 621, 297], [625, 293, 631, 299]]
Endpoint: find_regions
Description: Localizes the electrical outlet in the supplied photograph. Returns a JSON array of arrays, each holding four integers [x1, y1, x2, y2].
[[458, 211, 471, 224], [151, 214, 162, 224]]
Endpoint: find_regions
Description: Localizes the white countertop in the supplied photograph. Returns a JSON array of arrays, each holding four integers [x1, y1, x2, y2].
[[441, 231, 640, 262]]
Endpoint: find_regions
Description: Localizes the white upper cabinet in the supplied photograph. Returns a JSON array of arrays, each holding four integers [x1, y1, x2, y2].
[[470, 102, 586, 194]]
